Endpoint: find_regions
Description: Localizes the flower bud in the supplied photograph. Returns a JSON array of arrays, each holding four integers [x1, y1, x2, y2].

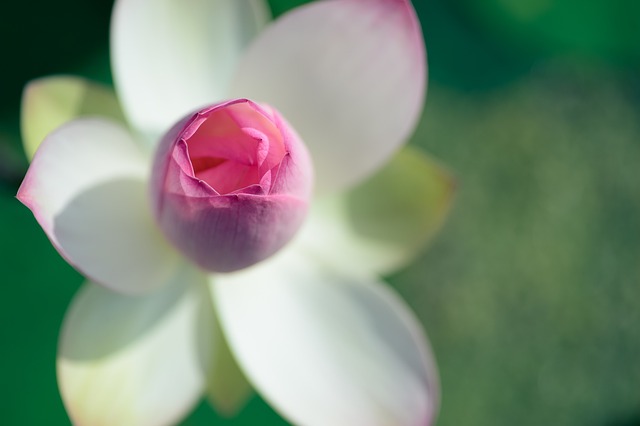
[[151, 99, 313, 272]]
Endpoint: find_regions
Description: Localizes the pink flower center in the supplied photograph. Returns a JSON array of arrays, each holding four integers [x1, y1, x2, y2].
[[184, 102, 286, 194]]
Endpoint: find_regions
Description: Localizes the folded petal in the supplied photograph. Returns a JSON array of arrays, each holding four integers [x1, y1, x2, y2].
[[213, 250, 439, 426], [21, 76, 126, 160], [231, 0, 426, 192], [58, 265, 206, 426], [17, 118, 179, 294], [297, 146, 455, 276], [111, 0, 271, 142]]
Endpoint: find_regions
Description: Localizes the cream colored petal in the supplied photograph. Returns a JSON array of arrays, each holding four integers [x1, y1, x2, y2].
[[58, 265, 207, 426]]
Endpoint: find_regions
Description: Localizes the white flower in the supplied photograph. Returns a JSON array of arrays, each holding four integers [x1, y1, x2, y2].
[[18, 0, 454, 424]]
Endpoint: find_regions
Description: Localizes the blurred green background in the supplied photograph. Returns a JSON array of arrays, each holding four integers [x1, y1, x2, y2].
[[1, 0, 639, 424]]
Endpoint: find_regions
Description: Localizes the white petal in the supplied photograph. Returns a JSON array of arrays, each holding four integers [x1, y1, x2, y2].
[[231, 0, 426, 192], [111, 0, 271, 142], [17, 118, 179, 294], [297, 146, 456, 276], [213, 250, 439, 426], [58, 265, 207, 426]]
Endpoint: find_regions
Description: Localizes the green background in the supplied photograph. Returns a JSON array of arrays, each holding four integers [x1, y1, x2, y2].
[[1, 0, 640, 424]]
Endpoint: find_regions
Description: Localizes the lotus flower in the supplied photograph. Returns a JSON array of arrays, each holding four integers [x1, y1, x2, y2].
[[18, 0, 454, 424]]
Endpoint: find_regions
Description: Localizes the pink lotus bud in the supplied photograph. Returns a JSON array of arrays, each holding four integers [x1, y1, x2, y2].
[[151, 99, 313, 272]]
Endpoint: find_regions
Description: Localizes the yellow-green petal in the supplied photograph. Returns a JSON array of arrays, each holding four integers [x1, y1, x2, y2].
[[199, 279, 253, 416], [21, 76, 125, 160], [298, 146, 456, 276]]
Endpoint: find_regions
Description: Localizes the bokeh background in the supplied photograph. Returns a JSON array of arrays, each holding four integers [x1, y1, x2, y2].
[[1, 0, 639, 424]]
